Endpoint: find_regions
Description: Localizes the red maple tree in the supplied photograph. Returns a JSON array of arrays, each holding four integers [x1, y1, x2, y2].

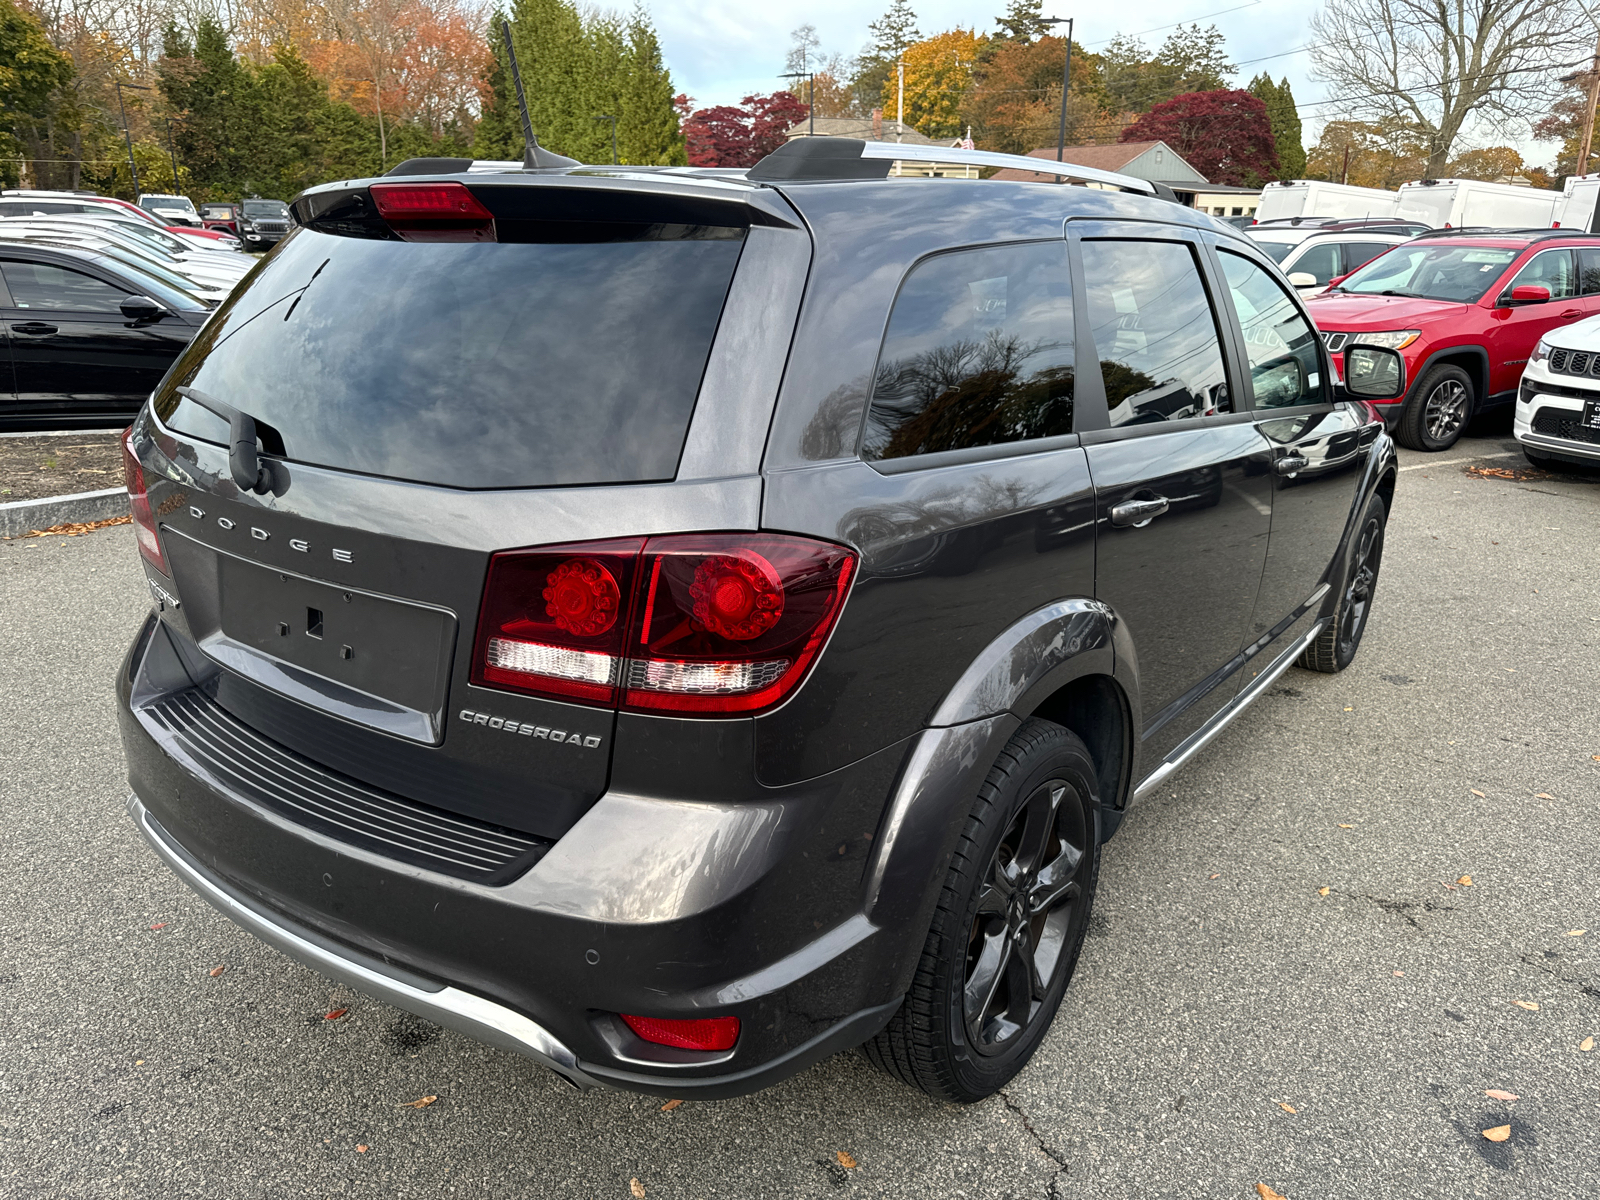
[[1119, 89, 1279, 186], [682, 91, 810, 168]]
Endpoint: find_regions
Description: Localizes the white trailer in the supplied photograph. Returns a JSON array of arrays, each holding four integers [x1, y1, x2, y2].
[[1395, 178, 1560, 229], [1553, 174, 1600, 232], [1254, 179, 1401, 223]]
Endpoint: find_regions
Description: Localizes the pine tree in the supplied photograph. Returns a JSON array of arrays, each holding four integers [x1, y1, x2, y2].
[[618, 5, 685, 165], [1248, 73, 1305, 180], [507, 0, 592, 160], [473, 11, 522, 160], [868, 0, 921, 59], [994, 0, 1044, 42]]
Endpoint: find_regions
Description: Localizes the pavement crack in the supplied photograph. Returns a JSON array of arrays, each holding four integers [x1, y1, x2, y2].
[[1518, 953, 1600, 1003], [997, 1087, 1068, 1197], [1362, 894, 1456, 931]]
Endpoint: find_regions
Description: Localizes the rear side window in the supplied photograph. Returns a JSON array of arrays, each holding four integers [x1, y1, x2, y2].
[[1289, 241, 1341, 284], [863, 241, 1075, 462], [0, 261, 124, 312], [155, 226, 744, 490], [1080, 239, 1230, 426], [1581, 248, 1600, 295], [1344, 242, 1393, 272]]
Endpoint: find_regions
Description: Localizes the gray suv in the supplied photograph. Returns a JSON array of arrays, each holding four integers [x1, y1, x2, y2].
[[118, 139, 1403, 1102]]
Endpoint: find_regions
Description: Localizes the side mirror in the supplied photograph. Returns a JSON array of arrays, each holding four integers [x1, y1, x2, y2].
[[1287, 271, 1319, 288], [120, 294, 167, 322], [1507, 284, 1551, 305], [1343, 345, 1406, 401], [1251, 353, 1309, 405]]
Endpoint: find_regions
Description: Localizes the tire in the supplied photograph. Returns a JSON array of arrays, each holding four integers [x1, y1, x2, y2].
[[864, 719, 1101, 1103], [1395, 364, 1474, 451], [1299, 491, 1386, 673]]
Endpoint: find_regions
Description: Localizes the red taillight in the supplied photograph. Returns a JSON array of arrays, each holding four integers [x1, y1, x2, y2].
[[471, 540, 643, 705], [369, 181, 494, 242], [472, 534, 855, 716], [620, 1014, 740, 1052], [122, 428, 165, 573]]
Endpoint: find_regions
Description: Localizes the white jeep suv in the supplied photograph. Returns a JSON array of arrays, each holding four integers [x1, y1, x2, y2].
[[1518, 317, 1600, 469]]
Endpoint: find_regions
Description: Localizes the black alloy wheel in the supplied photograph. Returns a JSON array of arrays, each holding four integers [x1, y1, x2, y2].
[[864, 719, 1101, 1102], [1299, 491, 1387, 673], [1396, 363, 1474, 451]]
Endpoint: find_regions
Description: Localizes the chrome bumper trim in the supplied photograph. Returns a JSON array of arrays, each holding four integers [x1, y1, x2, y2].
[[1133, 619, 1326, 801], [127, 793, 598, 1091]]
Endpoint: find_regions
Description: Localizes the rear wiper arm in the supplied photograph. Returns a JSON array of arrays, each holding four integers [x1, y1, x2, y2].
[[176, 385, 289, 496]]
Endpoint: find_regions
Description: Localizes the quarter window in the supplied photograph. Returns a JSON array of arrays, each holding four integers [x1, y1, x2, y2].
[[863, 241, 1075, 461], [1219, 251, 1327, 410], [1079, 238, 1230, 426], [1578, 248, 1600, 295], [0, 261, 126, 312]]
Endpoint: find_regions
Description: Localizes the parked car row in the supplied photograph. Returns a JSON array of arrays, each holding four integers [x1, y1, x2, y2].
[[197, 198, 293, 249]]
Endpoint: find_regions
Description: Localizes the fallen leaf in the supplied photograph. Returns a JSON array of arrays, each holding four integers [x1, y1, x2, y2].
[[1565, 930, 1586, 937], [1581, 1037, 1594, 1052], [400, 1095, 437, 1109], [659, 1099, 682, 1112], [324, 1008, 349, 1021], [1513, 1000, 1539, 1011], [1338, 823, 1353, 829], [1318, 887, 1330, 896], [836, 1150, 858, 1169], [1393, 970, 1404, 977], [1484, 1089, 1519, 1101], [208, 965, 226, 977], [1208, 873, 1220, 880], [1536, 793, 1554, 799], [135, 1060, 144, 1066], [1343, 706, 1353, 712], [1458, 875, 1474, 886], [148, 923, 167, 931], [1256, 1184, 1287, 1200], [1470, 789, 1485, 798], [1482, 1125, 1511, 1143], [1278, 1102, 1297, 1114], [629, 1179, 645, 1198], [355, 1144, 369, 1153]]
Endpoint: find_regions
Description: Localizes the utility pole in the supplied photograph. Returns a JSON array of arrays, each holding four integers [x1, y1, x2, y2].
[[1341, 144, 1351, 186], [897, 56, 904, 143], [114, 80, 151, 198], [1038, 18, 1075, 161], [778, 72, 815, 137], [594, 114, 617, 163], [164, 118, 180, 192], [1564, 33, 1600, 176]]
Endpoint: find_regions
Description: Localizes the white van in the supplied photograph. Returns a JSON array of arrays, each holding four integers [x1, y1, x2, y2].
[[1395, 178, 1559, 229], [1553, 174, 1600, 232], [1255, 180, 1401, 223]]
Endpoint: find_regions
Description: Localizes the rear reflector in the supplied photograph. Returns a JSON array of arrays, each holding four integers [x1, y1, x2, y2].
[[122, 428, 165, 573], [369, 181, 494, 242], [472, 534, 855, 716], [620, 1014, 740, 1052]]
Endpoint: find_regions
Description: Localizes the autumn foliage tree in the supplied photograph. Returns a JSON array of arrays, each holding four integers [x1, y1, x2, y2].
[[681, 91, 807, 168], [960, 35, 1115, 154], [1120, 89, 1277, 185]]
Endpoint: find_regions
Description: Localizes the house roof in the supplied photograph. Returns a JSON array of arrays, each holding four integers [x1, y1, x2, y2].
[[783, 116, 946, 146], [992, 141, 1208, 185]]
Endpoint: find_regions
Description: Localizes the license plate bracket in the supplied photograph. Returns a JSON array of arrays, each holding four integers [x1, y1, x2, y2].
[[1582, 398, 1600, 430]]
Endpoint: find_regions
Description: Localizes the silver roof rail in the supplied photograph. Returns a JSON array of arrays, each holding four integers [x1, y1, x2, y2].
[[857, 142, 1157, 195]]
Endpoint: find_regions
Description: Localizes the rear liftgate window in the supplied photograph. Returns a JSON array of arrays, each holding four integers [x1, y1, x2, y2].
[[863, 241, 1076, 462], [154, 225, 744, 489]]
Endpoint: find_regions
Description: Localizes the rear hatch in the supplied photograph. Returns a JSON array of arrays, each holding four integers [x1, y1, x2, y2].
[[138, 173, 790, 845]]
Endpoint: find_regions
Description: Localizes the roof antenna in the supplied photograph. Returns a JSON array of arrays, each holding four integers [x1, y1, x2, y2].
[[499, 19, 579, 170]]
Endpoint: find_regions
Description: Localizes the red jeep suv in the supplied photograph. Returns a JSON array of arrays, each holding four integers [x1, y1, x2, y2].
[[1307, 229, 1600, 450]]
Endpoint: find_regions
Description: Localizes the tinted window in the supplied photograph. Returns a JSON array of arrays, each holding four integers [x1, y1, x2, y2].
[[1580, 248, 1600, 295], [1252, 238, 1297, 263], [1220, 252, 1327, 410], [1508, 249, 1575, 299], [1080, 238, 1230, 426], [154, 226, 744, 490], [0, 260, 125, 312], [863, 241, 1075, 461], [0, 200, 77, 216], [1343, 242, 1393, 273], [1289, 241, 1341, 284], [242, 200, 289, 218], [1337, 244, 1518, 303]]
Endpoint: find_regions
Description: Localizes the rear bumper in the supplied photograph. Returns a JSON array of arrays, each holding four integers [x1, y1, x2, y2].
[[119, 615, 916, 1097]]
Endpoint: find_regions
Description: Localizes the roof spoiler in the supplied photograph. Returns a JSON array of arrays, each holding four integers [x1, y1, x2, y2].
[[746, 136, 1171, 199]]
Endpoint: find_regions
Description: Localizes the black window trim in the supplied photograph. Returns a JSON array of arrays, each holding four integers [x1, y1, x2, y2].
[[1206, 235, 1338, 418], [0, 249, 132, 315], [1065, 218, 1251, 444], [855, 235, 1084, 474]]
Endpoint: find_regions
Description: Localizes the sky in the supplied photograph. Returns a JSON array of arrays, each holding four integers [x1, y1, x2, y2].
[[648, 0, 1559, 168]]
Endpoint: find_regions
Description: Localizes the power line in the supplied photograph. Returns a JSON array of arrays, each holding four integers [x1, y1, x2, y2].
[[1079, 2, 1265, 48]]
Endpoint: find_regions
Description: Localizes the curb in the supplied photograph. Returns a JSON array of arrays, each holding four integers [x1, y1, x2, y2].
[[0, 487, 129, 539]]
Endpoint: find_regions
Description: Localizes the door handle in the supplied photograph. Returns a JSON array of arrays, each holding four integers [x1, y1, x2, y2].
[[1110, 496, 1169, 528], [1274, 453, 1309, 476], [1561, 309, 1583, 318], [11, 322, 57, 335]]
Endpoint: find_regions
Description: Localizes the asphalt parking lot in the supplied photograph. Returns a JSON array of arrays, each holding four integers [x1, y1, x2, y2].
[[2, 425, 1596, 1199]]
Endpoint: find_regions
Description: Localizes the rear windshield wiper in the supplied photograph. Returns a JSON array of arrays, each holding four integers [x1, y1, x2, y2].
[[176, 385, 289, 496]]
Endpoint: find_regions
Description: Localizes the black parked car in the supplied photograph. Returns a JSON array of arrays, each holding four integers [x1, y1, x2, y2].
[[117, 140, 1402, 1103], [0, 242, 208, 430], [235, 198, 291, 249]]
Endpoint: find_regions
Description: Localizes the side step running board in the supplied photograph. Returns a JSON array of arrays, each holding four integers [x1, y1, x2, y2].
[[1133, 619, 1327, 802]]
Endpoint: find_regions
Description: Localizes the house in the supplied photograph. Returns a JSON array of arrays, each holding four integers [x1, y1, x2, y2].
[[990, 142, 1259, 214], [784, 112, 980, 179]]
